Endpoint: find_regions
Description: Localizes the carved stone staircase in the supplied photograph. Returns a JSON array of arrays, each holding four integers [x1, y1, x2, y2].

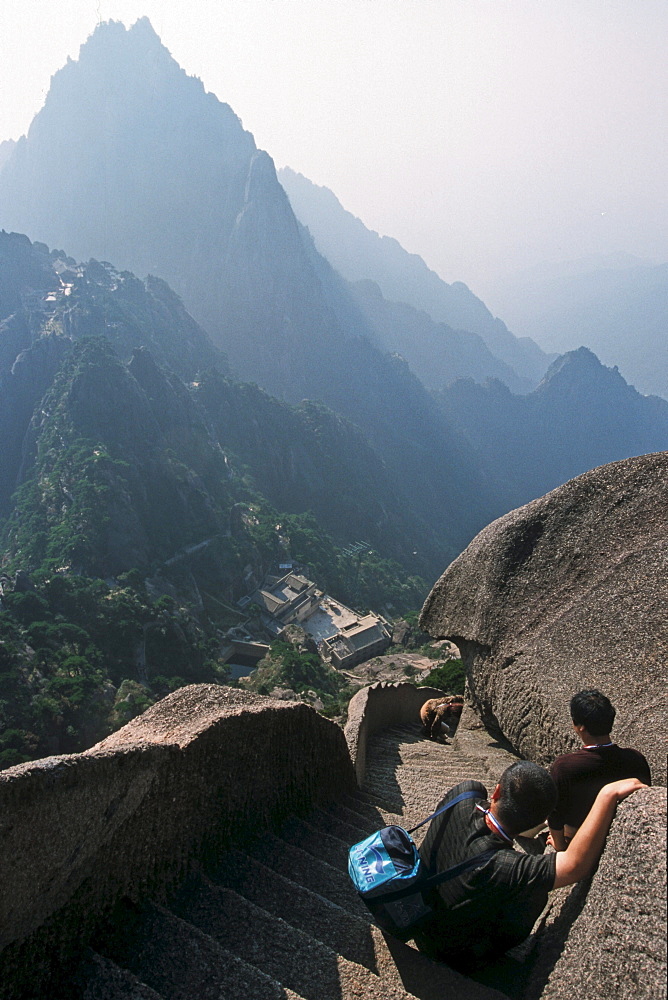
[[78, 719, 519, 1000]]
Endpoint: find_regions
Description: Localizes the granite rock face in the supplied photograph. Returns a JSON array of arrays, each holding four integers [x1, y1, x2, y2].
[[420, 452, 668, 785], [0, 684, 354, 996], [539, 787, 666, 1000]]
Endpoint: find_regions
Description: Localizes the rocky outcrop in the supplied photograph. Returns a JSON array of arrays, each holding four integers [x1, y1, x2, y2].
[[536, 787, 666, 1000], [0, 685, 354, 998], [420, 451, 668, 785], [420, 456, 667, 998]]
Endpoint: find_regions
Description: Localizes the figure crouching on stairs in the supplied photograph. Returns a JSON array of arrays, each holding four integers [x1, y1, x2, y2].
[[420, 695, 464, 741]]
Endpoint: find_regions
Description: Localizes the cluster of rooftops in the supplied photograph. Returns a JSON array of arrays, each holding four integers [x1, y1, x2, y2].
[[238, 569, 392, 670]]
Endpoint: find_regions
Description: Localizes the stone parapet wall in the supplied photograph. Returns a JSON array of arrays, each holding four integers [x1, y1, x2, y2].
[[345, 682, 446, 784], [0, 685, 355, 999], [533, 787, 667, 1000]]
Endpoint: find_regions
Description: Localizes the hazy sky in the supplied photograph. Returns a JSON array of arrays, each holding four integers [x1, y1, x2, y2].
[[1, 0, 666, 299]]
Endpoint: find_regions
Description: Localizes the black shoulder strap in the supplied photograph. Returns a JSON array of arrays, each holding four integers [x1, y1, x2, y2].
[[377, 788, 497, 904], [407, 787, 483, 834], [372, 848, 498, 904]]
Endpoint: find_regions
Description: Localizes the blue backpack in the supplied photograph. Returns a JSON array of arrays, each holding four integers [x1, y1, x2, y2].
[[348, 789, 497, 939]]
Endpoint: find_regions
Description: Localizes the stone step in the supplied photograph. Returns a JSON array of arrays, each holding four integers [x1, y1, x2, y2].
[[365, 752, 488, 770], [204, 853, 510, 1000], [306, 805, 378, 844], [247, 831, 370, 918], [338, 792, 387, 825], [366, 736, 462, 754], [335, 795, 411, 832], [99, 901, 307, 1000], [207, 852, 377, 967], [77, 951, 166, 1000], [324, 798, 385, 836], [278, 815, 353, 867], [365, 744, 485, 764], [371, 749, 464, 766], [373, 936, 512, 1000], [363, 765, 490, 786], [172, 882, 420, 1000], [380, 724, 423, 739]]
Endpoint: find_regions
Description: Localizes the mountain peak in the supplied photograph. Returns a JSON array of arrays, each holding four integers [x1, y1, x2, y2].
[[537, 346, 631, 399], [129, 16, 161, 41], [81, 16, 164, 54]]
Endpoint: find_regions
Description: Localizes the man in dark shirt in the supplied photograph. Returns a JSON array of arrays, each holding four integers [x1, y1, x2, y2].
[[413, 760, 647, 970], [414, 764, 557, 969], [548, 689, 651, 850]]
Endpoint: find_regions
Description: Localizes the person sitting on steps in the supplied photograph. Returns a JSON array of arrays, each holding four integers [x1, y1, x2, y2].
[[420, 695, 464, 741], [413, 761, 647, 972], [547, 689, 652, 851]]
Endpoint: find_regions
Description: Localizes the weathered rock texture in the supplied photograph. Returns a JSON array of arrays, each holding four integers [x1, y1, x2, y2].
[[420, 452, 668, 785], [537, 787, 666, 1000], [0, 685, 354, 998]]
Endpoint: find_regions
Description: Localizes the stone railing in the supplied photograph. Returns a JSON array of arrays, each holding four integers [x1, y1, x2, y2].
[[0, 685, 355, 1000], [530, 786, 666, 1000], [344, 681, 447, 785]]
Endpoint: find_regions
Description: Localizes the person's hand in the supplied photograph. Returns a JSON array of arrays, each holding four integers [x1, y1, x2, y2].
[[602, 778, 648, 802]]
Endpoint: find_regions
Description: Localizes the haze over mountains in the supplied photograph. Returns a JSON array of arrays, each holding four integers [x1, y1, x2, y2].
[[278, 167, 551, 388], [0, 16, 666, 602], [485, 254, 668, 399], [436, 347, 668, 509], [0, 232, 438, 586]]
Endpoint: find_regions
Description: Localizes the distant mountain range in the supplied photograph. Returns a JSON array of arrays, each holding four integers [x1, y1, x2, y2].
[[0, 18, 506, 567], [436, 347, 668, 508], [348, 278, 530, 394], [278, 167, 551, 387], [0, 18, 665, 599], [485, 254, 668, 399]]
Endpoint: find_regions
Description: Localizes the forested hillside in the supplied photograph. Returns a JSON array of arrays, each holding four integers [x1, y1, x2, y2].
[[0, 234, 426, 766]]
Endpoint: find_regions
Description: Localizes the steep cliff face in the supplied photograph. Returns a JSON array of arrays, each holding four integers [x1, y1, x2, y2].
[[0, 234, 225, 519], [6, 338, 234, 576], [420, 451, 668, 784], [193, 371, 437, 569], [0, 20, 343, 399], [0, 19, 255, 298]]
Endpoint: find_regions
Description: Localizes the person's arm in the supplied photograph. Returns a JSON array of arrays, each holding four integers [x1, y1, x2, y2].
[[553, 778, 647, 888], [547, 827, 568, 851]]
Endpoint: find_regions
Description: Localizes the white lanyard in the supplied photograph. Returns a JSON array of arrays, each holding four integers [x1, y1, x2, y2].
[[583, 742, 615, 749], [476, 803, 513, 844]]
